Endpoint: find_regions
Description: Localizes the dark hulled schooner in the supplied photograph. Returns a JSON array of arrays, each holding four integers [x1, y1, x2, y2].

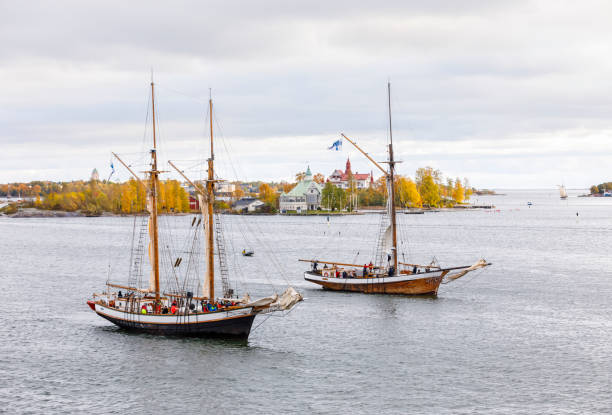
[[87, 82, 301, 338]]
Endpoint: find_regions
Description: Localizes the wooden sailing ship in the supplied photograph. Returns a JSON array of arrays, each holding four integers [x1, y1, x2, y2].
[[87, 81, 302, 338], [302, 83, 490, 295]]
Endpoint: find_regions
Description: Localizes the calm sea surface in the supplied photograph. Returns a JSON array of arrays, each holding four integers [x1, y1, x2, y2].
[[1, 189, 611, 414]]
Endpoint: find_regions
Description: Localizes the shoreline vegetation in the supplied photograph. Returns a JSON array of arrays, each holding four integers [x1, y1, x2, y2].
[[588, 182, 612, 196], [1, 166, 486, 218]]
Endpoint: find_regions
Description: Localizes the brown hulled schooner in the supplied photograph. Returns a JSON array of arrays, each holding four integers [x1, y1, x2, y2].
[[302, 83, 490, 295], [88, 82, 302, 338]]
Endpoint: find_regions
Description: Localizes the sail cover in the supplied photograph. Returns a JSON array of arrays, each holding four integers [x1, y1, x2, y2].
[[246, 287, 303, 310], [247, 293, 278, 308], [274, 287, 303, 310], [445, 259, 488, 281], [198, 194, 210, 299], [146, 195, 155, 292], [381, 225, 393, 255]]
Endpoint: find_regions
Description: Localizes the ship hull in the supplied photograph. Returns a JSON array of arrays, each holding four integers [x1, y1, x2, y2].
[[304, 271, 445, 295], [93, 303, 256, 339]]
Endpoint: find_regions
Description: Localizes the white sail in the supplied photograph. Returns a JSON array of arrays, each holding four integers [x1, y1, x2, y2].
[[559, 185, 568, 198]]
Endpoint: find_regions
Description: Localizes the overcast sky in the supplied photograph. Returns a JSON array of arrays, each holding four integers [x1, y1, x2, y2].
[[1, 0, 611, 188]]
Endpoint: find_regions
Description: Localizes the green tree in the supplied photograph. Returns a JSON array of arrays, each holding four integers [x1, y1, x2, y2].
[[322, 182, 346, 211]]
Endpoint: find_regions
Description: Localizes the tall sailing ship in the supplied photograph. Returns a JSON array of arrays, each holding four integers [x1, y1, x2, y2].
[[302, 83, 490, 295], [559, 185, 568, 199], [87, 81, 302, 338]]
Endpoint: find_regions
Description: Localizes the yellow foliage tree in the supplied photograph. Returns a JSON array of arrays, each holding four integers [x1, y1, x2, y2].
[[259, 183, 278, 207], [452, 177, 465, 203], [397, 176, 421, 207], [313, 173, 325, 184], [419, 173, 441, 207]]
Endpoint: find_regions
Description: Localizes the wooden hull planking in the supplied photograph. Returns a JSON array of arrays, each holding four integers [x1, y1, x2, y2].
[[93, 303, 256, 339], [304, 271, 445, 295]]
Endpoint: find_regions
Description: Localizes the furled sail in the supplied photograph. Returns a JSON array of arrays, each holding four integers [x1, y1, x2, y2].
[[247, 294, 278, 308], [381, 224, 393, 255], [444, 259, 488, 282], [198, 193, 210, 299], [273, 287, 303, 310], [146, 195, 155, 292], [247, 287, 303, 311]]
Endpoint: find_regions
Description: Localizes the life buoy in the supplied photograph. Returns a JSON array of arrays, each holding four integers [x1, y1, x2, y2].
[[323, 271, 329, 277]]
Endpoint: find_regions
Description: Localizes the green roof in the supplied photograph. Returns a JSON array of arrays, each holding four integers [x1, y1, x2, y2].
[[282, 169, 322, 197]]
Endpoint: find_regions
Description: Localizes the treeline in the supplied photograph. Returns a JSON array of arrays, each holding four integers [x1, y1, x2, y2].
[[590, 182, 612, 194], [0, 181, 61, 197], [321, 167, 471, 211], [39, 179, 189, 215]]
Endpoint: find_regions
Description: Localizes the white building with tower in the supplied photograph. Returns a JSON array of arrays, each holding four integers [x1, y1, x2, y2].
[[279, 166, 323, 213]]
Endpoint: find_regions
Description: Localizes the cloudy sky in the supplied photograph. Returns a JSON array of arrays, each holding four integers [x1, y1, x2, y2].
[[1, 0, 611, 188]]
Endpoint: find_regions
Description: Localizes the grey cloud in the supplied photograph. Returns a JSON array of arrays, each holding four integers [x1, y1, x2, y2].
[[1, 0, 611, 187]]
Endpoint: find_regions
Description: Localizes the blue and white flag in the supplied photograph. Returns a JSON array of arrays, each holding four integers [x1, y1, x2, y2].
[[328, 139, 342, 151], [107, 159, 115, 181]]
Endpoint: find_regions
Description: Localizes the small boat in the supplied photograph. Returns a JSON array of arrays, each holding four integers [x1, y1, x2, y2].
[[87, 81, 302, 339], [242, 250, 254, 257], [559, 185, 568, 199], [302, 83, 490, 296], [527, 201, 533, 207]]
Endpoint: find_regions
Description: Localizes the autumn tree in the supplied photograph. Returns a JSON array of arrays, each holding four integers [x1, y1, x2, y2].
[[232, 187, 245, 201], [259, 183, 278, 207], [418, 172, 441, 207], [452, 177, 465, 203], [281, 182, 296, 193], [312, 173, 325, 184], [396, 176, 421, 207]]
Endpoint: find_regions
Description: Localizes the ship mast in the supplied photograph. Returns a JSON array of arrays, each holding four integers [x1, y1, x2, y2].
[[150, 81, 161, 302], [338, 83, 400, 274], [205, 94, 215, 299], [387, 82, 398, 272]]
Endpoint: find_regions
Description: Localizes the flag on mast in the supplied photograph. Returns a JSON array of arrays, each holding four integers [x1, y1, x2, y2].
[[108, 157, 116, 181], [328, 139, 342, 151]]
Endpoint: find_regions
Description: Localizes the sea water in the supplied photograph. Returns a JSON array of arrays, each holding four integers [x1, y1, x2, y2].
[[1, 189, 611, 414]]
